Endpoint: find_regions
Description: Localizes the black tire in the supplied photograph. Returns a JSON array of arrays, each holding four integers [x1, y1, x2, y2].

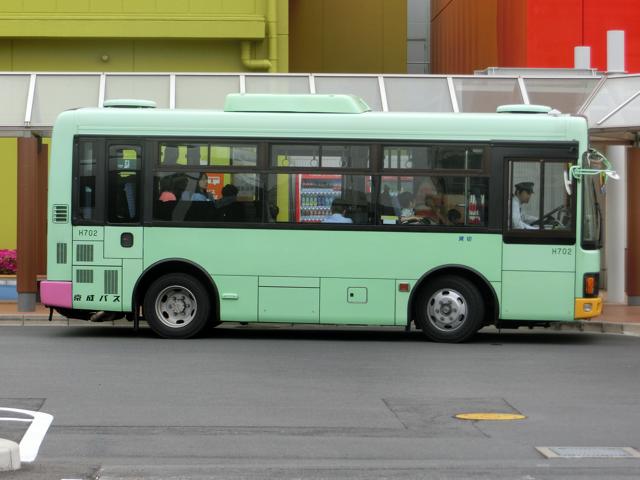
[[415, 275, 485, 343], [143, 273, 211, 339]]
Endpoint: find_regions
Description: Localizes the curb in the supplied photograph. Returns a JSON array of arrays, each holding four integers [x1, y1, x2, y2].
[[551, 321, 640, 337], [0, 315, 133, 327], [0, 315, 639, 336], [0, 438, 20, 471]]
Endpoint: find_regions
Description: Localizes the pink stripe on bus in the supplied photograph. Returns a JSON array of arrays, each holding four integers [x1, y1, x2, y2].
[[40, 281, 72, 308]]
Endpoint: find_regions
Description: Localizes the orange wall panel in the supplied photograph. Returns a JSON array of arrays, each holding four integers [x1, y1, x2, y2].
[[627, 149, 640, 296], [431, 0, 498, 74], [431, 0, 450, 19], [496, 0, 527, 67]]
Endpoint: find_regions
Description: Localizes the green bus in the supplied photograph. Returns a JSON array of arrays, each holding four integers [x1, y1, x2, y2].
[[40, 94, 614, 342]]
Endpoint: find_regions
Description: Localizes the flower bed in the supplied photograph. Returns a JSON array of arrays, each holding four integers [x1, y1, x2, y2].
[[0, 250, 17, 275], [0, 250, 17, 300]]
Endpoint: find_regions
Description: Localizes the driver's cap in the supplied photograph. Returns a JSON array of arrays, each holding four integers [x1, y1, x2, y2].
[[515, 182, 534, 193]]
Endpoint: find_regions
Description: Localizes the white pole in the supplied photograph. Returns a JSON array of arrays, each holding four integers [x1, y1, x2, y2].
[[574, 46, 591, 69], [605, 145, 627, 304], [607, 30, 625, 73]]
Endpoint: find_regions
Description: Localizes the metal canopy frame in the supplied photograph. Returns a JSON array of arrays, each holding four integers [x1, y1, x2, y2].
[[1, 71, 639, 142]]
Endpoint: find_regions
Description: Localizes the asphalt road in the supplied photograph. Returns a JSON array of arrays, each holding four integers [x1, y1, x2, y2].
[[1, 324, 639, 479]]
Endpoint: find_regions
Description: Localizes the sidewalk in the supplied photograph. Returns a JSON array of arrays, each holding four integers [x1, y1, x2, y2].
[[0, 301, 639, 335]]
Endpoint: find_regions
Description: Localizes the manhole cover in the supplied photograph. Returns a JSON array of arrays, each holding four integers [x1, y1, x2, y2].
[[536, 447, 640, 458]]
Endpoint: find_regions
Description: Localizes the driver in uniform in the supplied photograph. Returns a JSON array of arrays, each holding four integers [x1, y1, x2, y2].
[[511, 182, 538, 229]]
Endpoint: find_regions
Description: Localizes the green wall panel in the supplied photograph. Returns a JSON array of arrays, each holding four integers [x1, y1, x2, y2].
[[0, 139, 17, 250]]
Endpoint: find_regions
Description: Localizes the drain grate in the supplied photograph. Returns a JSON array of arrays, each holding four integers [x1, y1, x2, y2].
[[536, 446, 640, 458]]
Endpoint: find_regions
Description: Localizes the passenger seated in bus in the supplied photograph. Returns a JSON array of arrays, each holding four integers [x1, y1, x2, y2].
[[218, 184, 244, 221], [322, 199, 353, 224], [447, 208, 463, 225], [414, 177, 446, 223], [268, 203, 280, 222], [181, 172, 214, 202], [343, 190, 370, 224], [511, 181, 538, 229], [417, 195, 446, 225], [158, 176, 176, 202], [379, 185, 397, 216], [398, 191, 421, 224]]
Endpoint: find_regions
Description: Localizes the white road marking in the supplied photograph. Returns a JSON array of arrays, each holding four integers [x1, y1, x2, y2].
[[0, 407, 53, 462]]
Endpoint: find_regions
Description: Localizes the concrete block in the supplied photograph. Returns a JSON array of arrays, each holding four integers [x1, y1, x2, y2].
[[580, 322, 605, 333], [601, 322, 624, 334], [0, 318, 23, 326], [0, 438, 20, 471], [623, 324, 640, 337]]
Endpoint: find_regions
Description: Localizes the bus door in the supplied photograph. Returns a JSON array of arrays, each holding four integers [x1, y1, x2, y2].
[[102, 142, 144, 312], [499, 148, 577, 321]]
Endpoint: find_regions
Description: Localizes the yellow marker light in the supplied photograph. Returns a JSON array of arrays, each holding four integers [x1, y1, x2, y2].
[[455, 413, 526, 421]]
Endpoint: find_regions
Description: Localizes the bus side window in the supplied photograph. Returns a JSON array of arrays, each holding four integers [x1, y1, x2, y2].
[[78, 141, 98, 221], [107, 145, 142, 224]]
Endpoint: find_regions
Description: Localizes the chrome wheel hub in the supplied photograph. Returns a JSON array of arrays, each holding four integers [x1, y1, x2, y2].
[[426, 288, 467, 332], [155, 285, 197, 329]]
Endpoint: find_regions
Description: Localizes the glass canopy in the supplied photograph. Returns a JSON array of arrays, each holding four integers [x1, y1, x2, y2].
[[1, 71, 639, 141]]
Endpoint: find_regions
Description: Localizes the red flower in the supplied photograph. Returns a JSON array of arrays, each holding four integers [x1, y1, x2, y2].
[[0, 249, 17, 274]]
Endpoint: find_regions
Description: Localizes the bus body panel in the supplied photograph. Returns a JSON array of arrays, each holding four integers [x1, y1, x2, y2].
[[501, 243, 577, 321], [319, 278, 395, 325], [501, 271, 575, 320], [259, 287, 320, 323], [575, 248, 600, 298], [502, 244, 576, 272], [142, 228, 503, 326]]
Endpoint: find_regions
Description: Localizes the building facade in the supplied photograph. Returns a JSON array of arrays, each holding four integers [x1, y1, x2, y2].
[[431, 0, 640, 74]]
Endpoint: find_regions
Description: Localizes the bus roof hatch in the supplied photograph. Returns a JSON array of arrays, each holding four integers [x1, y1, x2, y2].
[[496, 104, 554, 114], [103, 99, 157, 109], [224, 93, 371, 114]]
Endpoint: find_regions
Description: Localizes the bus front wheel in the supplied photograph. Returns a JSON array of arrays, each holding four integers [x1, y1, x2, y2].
[[415, 275, 484, 343], [143, 273, 211, 339]]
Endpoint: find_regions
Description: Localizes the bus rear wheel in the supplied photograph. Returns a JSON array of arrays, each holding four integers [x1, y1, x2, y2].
[[415, 275, 484, 343], [143, 273, 211, 339]]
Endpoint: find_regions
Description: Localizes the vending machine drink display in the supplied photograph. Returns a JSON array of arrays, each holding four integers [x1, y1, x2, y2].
[[296, 174, 342, 222]]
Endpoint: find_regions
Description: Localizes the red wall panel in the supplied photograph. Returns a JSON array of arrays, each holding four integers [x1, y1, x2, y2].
[[431, 0, 640, 73], [583, 0, 640, 72], [524, 0, 583, 68]]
